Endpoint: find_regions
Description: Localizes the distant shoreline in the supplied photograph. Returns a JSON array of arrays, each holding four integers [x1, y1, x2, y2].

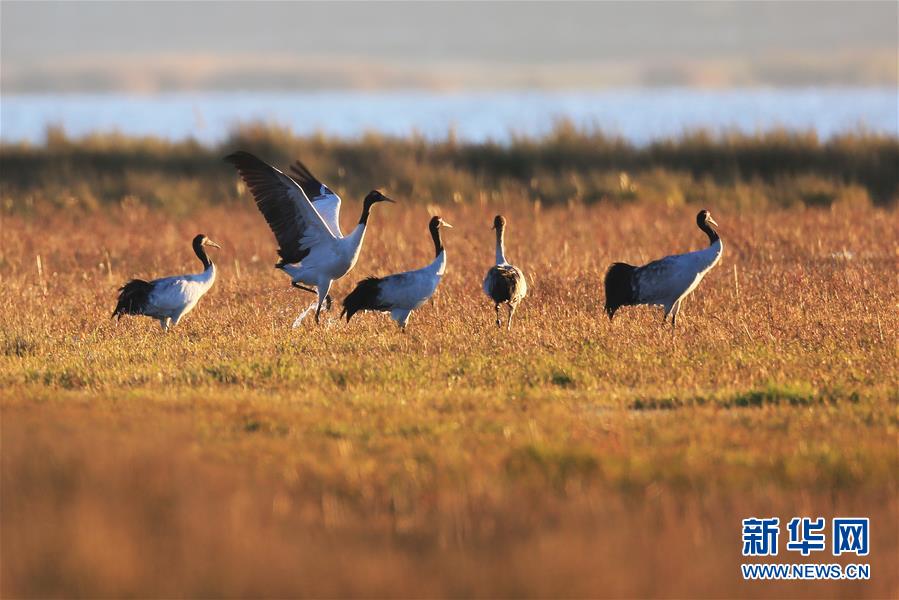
[[2, 88, 896, 147]]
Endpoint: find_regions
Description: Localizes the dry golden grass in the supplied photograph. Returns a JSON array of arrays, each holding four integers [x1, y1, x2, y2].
[[1, 199, 897, 597]]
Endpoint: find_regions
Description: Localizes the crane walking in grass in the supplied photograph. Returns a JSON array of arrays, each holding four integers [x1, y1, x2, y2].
[[604, 209, 723, 328], [112, 234, 221, 331], [342, 216, 452, 331], [225, 151, 394, 324], [483, 215, 528, 330]]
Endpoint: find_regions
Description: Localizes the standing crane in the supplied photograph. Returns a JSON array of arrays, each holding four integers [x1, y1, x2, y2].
[[342, 216, 452, 331], [604, 209, 723, 328], [483, 215, 528, 330], [112, 234, 220, 331]]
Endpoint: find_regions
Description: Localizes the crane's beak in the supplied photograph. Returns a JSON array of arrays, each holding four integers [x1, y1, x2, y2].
[[708, 216, 719, 228], [442, 222, 454, 229], [206, 240, 222, 249], [381, 195, 396, 204]]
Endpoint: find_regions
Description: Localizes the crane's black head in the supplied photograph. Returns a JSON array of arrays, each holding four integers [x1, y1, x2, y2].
[[364, 190, 395, 206], [192, 234, 222, 249], [696, 210, 720, 245], [492, 215, 506, 230], [696, 209, 719, 229], [192, 234, 221, 269], [428, 215, 453, 256], [359, 190, 395, 225], [429, 215, 453, 232]]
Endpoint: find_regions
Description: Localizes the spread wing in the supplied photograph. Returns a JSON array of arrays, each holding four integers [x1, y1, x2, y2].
[[225, 151, 335, 264], [289, 160, 343, 238]]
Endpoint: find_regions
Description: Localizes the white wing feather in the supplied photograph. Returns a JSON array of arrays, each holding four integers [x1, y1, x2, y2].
[[288, 161, 344, 238], [307, 186, 343, 239], [270, 168, 337, 251]]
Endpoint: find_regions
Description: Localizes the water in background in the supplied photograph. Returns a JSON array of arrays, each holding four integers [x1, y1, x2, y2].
[[2, 88, 896, 145]]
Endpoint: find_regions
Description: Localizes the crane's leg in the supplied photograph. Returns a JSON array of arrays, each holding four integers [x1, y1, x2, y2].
[[495, 303, 501, 327], [507, 304, 516, 331], [392, 309, 412, 332], [293, 282, 331, 309], [314, 281, 332, 324], [662, 302, 674, 325], [670, 300, 682, 329], [289, 281, 323, 327], [292, 282, 317, 294], [169, 311, 187, 330], [294, 279, 333, 313], [292, 281, 332, 310]]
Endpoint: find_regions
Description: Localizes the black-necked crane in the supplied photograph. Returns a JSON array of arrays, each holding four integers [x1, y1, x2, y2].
[[112, 234, 220, 331], [604, 209, 723, 328], [224, 151, 394, 324], [342, 216, 452, 331], [483, 215, 528, 330]]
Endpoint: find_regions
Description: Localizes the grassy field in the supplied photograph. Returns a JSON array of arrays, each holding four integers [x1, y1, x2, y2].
[[1, 135, 898, 597]]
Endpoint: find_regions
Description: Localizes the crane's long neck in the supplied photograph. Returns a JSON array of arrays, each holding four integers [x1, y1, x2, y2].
[[193, 239, 212, 270], [495, 226, 507, 265], [431, 225, 444, 258], [699, 221, 719, 245], [358, 200, 375, 227]]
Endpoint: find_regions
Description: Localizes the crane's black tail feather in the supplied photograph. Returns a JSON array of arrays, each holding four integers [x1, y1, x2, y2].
[[604, 263, 637, 320], [112, 279, 154, 319], [341, 277, 388, 322]]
